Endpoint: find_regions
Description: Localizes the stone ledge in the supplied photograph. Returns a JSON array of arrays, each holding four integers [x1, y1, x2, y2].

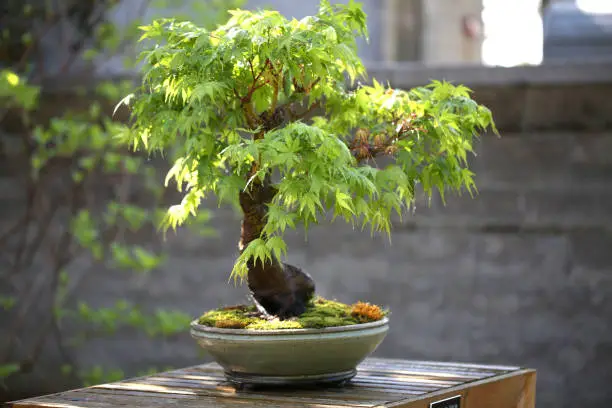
[[393, 219, 612, 234], [22, 60, 612, 133], [365, 60, 612, 88], [39, 59, 612, 91]]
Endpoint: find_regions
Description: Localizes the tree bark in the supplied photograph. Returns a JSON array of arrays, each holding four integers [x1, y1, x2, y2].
[[238, 174, 315, 319]]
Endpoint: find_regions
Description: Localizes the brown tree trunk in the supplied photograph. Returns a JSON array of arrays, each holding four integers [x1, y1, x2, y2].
[[238, 174, 315, 319]]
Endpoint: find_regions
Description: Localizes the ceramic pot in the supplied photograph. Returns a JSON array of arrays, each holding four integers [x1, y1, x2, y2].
[[190, 317, 389, 386]]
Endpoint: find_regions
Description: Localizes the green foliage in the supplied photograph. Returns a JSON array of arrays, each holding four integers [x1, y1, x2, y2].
[[0, 363, 20, 379], [59, 364, 130, 387], [23, 79, 171, 274], [0, 70, 39, 111], [79, 366, 125, 387], [1, 0, 244, 390], [123, 0, 498, 281], [136, 366, 176, 377], [0, 295, 16, 311], [1, 69, 192, 384], [74, 301, 192, 337]]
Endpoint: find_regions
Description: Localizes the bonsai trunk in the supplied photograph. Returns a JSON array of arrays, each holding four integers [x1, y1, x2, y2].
[[238, 173, 315, 319]]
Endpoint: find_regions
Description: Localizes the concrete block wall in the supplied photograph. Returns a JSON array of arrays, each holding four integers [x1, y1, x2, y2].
[[1, 62, 612, 407]]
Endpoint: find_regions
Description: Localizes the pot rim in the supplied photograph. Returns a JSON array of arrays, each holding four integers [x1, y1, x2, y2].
[[190, 316, 389, 336]]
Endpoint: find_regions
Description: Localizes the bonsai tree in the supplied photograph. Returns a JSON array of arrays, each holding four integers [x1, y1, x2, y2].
[[121, 0, 497, 321]]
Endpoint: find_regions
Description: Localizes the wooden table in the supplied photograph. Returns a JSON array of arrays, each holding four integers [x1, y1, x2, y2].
[[6, 358, 536, 408]]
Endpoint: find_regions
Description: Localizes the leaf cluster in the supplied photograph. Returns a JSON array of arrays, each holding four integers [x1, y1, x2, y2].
[[74, 300, 192, 337], [1, 0, 241, 390], [123, 0, 498, 280]]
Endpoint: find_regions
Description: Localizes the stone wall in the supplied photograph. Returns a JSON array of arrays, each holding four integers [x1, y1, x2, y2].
[[1, 61, 612, 407]]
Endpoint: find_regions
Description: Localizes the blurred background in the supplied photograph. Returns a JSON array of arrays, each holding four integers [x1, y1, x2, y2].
[[1, 0, 611, 407]]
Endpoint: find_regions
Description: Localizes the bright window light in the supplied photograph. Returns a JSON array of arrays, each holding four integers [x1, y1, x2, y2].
[[481, 0, 543, 67], [576, 0, 612, 14]]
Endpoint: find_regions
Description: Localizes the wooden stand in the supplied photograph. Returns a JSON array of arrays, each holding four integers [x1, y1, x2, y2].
[[6, 358, 536, 408]]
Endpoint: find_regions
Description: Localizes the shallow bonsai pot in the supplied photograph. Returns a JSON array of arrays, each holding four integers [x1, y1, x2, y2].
[[190, 317, 389, 387]]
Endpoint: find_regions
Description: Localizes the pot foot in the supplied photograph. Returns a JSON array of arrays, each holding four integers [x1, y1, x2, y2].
[[225, 369, 357, 389]]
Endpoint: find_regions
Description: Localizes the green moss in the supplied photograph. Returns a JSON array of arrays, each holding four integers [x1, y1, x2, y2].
[[197, 305, 258, 328], [296, 298, 357, 328], [246, 320, 304, 330], [298, 315, 358, 329], [197, 297, 387, 330]]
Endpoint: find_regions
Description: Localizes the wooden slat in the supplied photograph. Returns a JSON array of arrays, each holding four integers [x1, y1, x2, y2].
[[177, 362, 491, 390], [93, 381, 387, 407], [354, 372, 462, 387], [159, 370, 441, 392], [19, 391, 360, 408], [166, 365, 454, 399], [168, 366, 439, 397], [362, 358, 521, 373], [146, 374, 419, 399], [358, 359, 518, 378], [182, 359, 515, 385], [7, 358, 531, 408]]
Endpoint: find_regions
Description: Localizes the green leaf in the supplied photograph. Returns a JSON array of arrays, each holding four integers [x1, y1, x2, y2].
[[190, 81, 228, 103], [4, 71, 19, 86], [149, 310, 192, 336], [0, 296, 16, 311], [61, 365, 73, 376], [266, 236, 288, 260], [0, 363, 20, 378], [132, 246, 164, 272], [110, 243, 133, 269], [71, 210, 99, 249], [334, 190, 354, 214]]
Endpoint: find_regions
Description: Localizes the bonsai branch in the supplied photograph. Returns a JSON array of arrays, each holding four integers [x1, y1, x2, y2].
[[243, 101, 261, 130], [292, 77, 320, 95], [245, 59, 271, 101], [269, 71, 281, 114], [288, 101, 321, 122], [350, 114, 426, 163]]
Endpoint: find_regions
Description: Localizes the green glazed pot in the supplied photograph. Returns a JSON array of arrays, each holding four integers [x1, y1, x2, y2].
[[190, 317, 389, 387]]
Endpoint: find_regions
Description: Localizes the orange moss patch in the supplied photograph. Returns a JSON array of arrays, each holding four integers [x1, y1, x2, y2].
[[351, 301, 384, 323]]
